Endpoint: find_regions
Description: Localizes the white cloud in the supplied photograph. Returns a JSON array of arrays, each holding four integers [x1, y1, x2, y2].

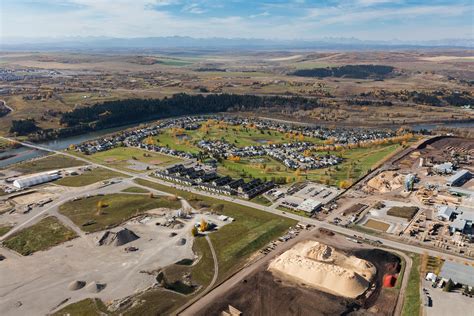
[[250, 11, 270, 18], [1, 0, 471, 40], [182, 3, 207, 14]]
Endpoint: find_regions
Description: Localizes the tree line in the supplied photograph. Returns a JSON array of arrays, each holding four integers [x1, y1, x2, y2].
[[291, 64, 395, 79], [11, 93, 322, 139]]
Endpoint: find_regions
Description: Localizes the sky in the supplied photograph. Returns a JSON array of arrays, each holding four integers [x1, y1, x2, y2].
[[1, 0, 473, 41]]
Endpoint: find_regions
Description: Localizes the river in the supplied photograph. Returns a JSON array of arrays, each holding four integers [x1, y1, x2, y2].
[[1, 119, 473, 169], [0, 124, 137, 168]]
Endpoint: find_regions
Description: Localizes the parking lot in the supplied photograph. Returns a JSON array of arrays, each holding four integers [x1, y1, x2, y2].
[[422, 279, 473, 316]]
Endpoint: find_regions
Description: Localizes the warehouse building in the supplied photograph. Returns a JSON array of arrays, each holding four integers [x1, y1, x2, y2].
[[12, 171, 61, 189], [297, 199, 322, 214], [446, 169, 472, 187]]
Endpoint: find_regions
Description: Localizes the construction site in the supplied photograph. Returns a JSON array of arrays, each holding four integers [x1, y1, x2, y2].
[[194, 231, 403, 316]]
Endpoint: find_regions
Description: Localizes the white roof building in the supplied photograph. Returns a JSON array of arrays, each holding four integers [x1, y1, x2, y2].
[[12, 171, 61, 189], [297, 199, 322, 213]]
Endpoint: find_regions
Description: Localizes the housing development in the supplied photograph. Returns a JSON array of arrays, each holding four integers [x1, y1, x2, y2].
[[1, 4, 474, 315]]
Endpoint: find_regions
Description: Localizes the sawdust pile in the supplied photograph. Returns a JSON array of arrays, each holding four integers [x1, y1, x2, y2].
[[366, 171, 404, 193], [268, 241, 376, 298]]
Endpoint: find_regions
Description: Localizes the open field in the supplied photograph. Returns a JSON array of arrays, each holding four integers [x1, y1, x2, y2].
[[364, 219, 391, 232], [134, 179, 296, 281], [0, 224, 13, 236], [58, 193, 181, 233], [250, 195, 272, 206], [53, 238, 210, 316], [52, 298, 108, 316], [55, 168, 125, 187], [73, 147, 183, 173], [120, 237, 214, 315], [121, 186, 150, 193], [11, 154, 86, 173], [3, 216, 77, 255]]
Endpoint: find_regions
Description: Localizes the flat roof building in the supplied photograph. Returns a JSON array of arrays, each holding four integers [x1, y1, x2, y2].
[[297, 199, 322, 213]]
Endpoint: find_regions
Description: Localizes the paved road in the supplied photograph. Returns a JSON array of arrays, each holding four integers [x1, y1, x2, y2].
[[2, 136, 473, 265]]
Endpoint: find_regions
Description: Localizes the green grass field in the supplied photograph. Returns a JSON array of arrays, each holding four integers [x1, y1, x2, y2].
[[55, 168, 125, 187], [12, 154, 86, 173], [402, 254, 421, 316], [121, 186, 150, 193], [0, 224, 13, 236], [73, 147, 183, 173], [58, 193, 181, 233], [250, 195, 273, 206], [134, 179, 296, 282], [3, 217, 77, 255], [52, 298, 108, 316]]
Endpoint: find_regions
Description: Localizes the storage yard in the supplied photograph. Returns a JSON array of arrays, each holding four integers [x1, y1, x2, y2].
[[332, 136, 474, 257]]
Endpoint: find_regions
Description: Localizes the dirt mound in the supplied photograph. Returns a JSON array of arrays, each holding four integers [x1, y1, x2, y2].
[[68, 280, 86, 291], [86, 281, 106, 293], [173, 223, 184, 229], [268, 241, 376, 298], [176, 238, 187, 246], [97, 228, 139, 247]]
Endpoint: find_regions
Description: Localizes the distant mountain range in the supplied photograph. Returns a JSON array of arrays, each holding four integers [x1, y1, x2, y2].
[[2, 36, 473, 52]]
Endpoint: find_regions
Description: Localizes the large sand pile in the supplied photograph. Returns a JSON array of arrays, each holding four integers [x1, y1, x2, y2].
[[268, 241, 376, 298], [367, 171, 404, 193], [96, 228, 139, 247]]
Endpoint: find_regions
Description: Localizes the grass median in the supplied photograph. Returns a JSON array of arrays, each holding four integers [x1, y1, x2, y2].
[[402, 253, 421, 316]]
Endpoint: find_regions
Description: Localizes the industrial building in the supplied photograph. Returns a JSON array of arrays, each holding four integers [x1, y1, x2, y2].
[[446, 169, 472, 187], [437, 205, 474, 234], [12, 171, 61, 189], [297, 199, 322, 213], [432, 162, 454, 174]]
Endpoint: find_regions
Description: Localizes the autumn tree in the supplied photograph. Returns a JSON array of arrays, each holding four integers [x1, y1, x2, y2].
[[200, 219, 208, 232], [96, 200, 104, 216]]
